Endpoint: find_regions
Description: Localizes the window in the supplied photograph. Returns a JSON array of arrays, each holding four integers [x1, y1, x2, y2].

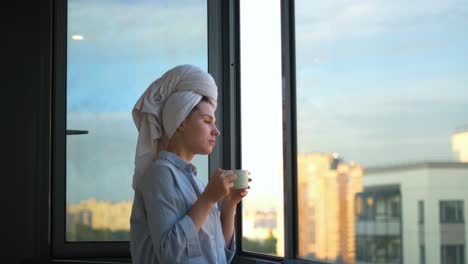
[[65, 0, 209, 241], [355, 236, 401, 263], [419, 201, 424, 224], [420, 245, 425, 264], [389, 196, 401, 219], [419, 201, 425, 264], [54, 0, 212, 257], [441, 245, 465, 264], [51, 0, 468, 262], [440, 201, 464, 223], [239, 0, 284, 257], [294, 0, 468, 263]]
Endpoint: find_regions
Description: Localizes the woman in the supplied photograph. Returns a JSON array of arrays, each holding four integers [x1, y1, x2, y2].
[[130, 65, 249, 263]]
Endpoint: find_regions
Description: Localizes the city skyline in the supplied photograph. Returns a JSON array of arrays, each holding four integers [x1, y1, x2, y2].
[[67, 149, 468, 264]]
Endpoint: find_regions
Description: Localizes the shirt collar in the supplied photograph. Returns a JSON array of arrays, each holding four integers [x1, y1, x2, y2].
[[160, 151, 197, 174]]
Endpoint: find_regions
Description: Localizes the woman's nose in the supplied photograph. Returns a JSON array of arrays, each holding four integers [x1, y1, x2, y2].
[[213, 126, 220, 136]]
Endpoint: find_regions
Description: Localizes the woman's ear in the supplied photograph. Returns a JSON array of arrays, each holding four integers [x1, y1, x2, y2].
[[177, 123, 185, 132]]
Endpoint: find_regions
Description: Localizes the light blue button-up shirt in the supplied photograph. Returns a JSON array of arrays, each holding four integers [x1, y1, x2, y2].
[[130, 151, 236, 264]]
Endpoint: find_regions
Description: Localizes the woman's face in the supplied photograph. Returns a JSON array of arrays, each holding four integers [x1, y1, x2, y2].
[[180, 101, 219, 155]]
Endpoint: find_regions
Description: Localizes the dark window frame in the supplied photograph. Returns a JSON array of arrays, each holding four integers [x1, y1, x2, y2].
[[235, 0, 324, 263], [50, 0, 326, 263], [51, 0, 233, 260]]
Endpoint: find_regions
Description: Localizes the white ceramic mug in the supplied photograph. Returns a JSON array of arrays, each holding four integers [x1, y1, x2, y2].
[[232, 169, 249, 189]]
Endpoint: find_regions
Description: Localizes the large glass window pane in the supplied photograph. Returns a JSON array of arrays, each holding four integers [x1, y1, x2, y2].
[[240, 0, 284, 256], [66, 0, 208, 241], [295, 1, 468, 263]]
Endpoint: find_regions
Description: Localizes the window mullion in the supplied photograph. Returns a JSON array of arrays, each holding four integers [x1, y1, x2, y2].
[[281, 0, 297, 261]]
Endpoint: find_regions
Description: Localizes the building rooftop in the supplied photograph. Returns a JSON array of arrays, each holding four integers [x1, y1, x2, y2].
[[453, 125, 468, 134], [364, 161, 468, 174]]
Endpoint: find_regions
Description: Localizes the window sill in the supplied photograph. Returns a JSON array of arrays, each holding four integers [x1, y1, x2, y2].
[[23, 257, 324, 264], [21, 259, 132, 264], [51, 260, 131, 264]]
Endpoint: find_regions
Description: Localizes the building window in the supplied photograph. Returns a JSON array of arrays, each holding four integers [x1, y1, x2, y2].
[[441, 245, 465, 264], [355, 236, 402, 263], [420, 245, 425, 264], [440, 201, 464, 223], [419, 200, 424, 224], [389, 196, 401, 219]]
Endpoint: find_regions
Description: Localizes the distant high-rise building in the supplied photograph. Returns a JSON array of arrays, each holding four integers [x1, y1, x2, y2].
[[452, 128, 468, 162], [297, 153, 363, 263]]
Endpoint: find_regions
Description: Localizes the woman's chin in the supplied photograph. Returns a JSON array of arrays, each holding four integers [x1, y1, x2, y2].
[[203, 146, 214, 155]]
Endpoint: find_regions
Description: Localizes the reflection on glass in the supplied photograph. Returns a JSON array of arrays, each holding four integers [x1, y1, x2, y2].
[[240, 0, 284, 256], [295, 0, 468, 263], [66, 0, 208, 241]]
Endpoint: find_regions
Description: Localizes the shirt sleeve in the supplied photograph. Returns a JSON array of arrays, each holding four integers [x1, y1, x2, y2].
[[139, 164, 202, 263], [225, 229, 236, 263]]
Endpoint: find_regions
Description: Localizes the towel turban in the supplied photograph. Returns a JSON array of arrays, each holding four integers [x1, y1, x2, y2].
[[132, 64, 218, 188]]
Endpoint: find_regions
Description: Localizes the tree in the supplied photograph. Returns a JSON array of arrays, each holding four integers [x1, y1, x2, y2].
[[67, 224, 130, 241], [242, 230, 277, 254]]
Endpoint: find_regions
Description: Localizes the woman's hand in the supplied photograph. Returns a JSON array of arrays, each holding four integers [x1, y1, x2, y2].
[[189, 169, 236, 232], [221, 189, 248, 210], [219, 176, 251, 248], [202, 169, 237, 204], [221, 178, 252, 211]]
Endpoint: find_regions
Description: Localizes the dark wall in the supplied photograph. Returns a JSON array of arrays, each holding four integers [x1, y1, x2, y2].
[[2, 1, 52, 263]]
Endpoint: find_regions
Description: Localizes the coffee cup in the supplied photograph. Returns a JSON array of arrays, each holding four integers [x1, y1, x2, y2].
[[232, 169, 249, 189]]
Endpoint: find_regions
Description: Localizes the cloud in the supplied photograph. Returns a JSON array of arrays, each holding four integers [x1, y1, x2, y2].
[[68, 0, 207, 61], [63, 1, 211, 203], [66, 112, 209, 203], [295, 71, 468, 166], [66, 112, 136, 203], [295, 0, 468, 42], [66, 0, 209, 113], [294, 0, 468, 65]]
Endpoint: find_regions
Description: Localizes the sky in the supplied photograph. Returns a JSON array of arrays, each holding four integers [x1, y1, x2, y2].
[[66, 0, 208, 203], [66, 0, 468, 204], [294, 0, 468, 167], [239, 0, 283, 211]]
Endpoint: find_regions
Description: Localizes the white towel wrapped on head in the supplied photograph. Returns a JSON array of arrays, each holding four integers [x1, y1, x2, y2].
[[132, 64, 218, 189]]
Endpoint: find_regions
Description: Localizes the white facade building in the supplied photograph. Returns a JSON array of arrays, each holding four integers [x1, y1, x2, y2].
[[358, 162, 468, 264]]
